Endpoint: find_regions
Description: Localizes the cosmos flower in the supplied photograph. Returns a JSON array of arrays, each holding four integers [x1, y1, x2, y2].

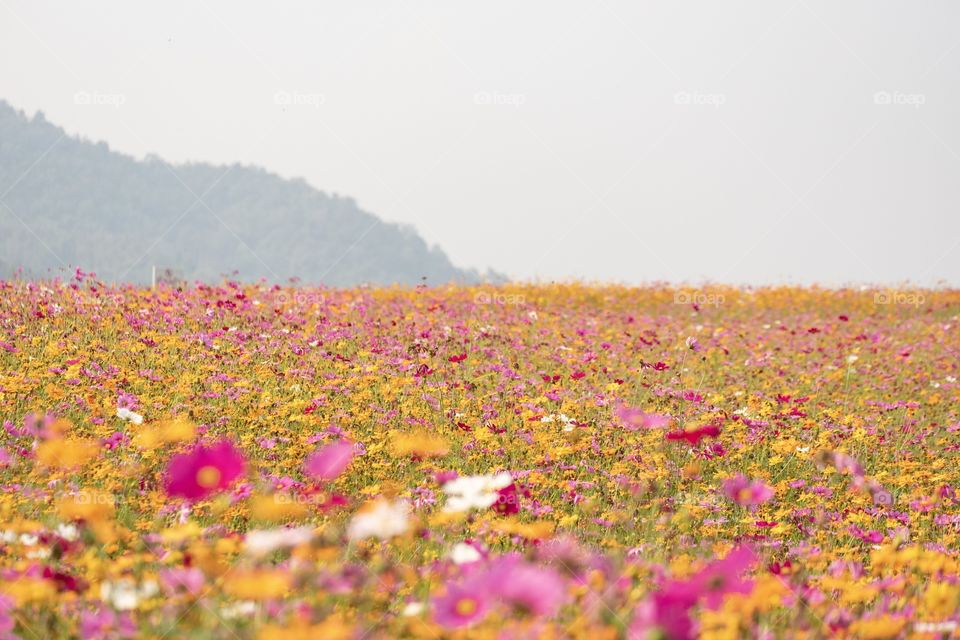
[[347, 499, 411, 541], [442, 472, 512, 512], [99, 579, 159, 611], [616, 405, 672, 430], [158, 567, 205, 597], [722, 474, 774, 506], [244, 526, 315, 556], [665, 424, 721, 445], [449, 542, 483, 565], [688, 545, 757, 609], [163, 440, 246, 500], [432, 583, 492, 629], [79, 608, 137, 639], [115, 407, 143, 425], [491, 557, 567, 618], [303, 440, 355, 481]]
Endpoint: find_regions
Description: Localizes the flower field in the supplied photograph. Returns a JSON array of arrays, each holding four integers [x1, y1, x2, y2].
[[1, 276, 959, 639]]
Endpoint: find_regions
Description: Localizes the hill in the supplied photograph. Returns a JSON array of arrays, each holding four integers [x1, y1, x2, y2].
[[0, 101, 495, 285]]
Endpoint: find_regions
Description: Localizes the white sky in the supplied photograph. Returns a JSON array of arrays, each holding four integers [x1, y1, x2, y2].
[[2, 0, 959, 285]]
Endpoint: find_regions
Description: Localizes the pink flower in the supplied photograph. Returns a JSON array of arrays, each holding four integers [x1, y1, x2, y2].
[[303, 440, 355, 481], [164, 439, 245, 500], [79, 607, 136, 639], [629, 581, 700, 640], [722, 474, 774, 506], [492, 557, 567, 618], [159, 567, 205, 596], [492, 483, 520, 515], [0, 595, 14, 637], [688, 544, 757, 609], [630, 546, 757, 639], [616, 405, 672, 431], [432, 583, 492, 629]]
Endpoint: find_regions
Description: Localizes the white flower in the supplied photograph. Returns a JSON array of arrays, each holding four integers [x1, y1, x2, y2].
[[100, 579, 157, 611], [56, 523, 80, 541], [847, 355, 859, 364], [116, 407, 143, 424], [244, 526, 314, 556], [221, 601, 257, 619], [442, 472, 512, 513], [402, 601, 426, 617], [449, 542, 482, 565], [347, 499, 411, 541], [541, 413, 575, 431], [18, 533, 38, 546]]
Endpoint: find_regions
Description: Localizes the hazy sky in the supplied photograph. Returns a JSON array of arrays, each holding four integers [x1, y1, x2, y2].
[[2, 1, 959, 285]]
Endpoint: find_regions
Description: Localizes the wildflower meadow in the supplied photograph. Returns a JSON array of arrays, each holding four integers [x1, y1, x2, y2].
[[1, 275, 958, 639]]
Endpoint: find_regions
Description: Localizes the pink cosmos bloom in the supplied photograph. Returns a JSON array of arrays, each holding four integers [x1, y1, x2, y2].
[[0, 595, 14, 638], [432, 583, 492, 629], [688, 545, 758, 609], [493, 558, 567, 618], [629, 580, 700, 640], [159, 567, 205, 596], [303, 440, 355, 481], [492, 482, 520, 515], [722, 474, 774, 506], [79, 608, 136, 639], [616, 405, 672, 431], [164, 439, 245, 500], [631, 545, 757, 639]]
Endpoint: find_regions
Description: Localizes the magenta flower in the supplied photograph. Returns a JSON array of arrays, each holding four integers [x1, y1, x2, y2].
[[492, 482, 520, 515], [722, 474, 774, 506], [629, 580, 700, 640], [631, 546, 757, 638], [616, 405, 671, 431], [303, 440, 355, 481], [432, 583, 492, 629], [688, 544, 757, 609], [164, 439, 246, 500]]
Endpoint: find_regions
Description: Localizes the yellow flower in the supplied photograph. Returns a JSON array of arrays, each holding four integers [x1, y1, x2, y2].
[[922, 582, 960, 617], [36, 437, 99, 468], [132, 418, 195, 449], [849, 615, 907, 639], [248, 494, 309, 522], [257, 616, 353, 640], [222, 570, 292, 600], [491, 518, 555, 540], [0, 577, 56, 605], [390, 430, 450, 458]]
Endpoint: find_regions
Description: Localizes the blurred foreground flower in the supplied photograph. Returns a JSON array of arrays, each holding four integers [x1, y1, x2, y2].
[[347, 499, 411, 541]]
